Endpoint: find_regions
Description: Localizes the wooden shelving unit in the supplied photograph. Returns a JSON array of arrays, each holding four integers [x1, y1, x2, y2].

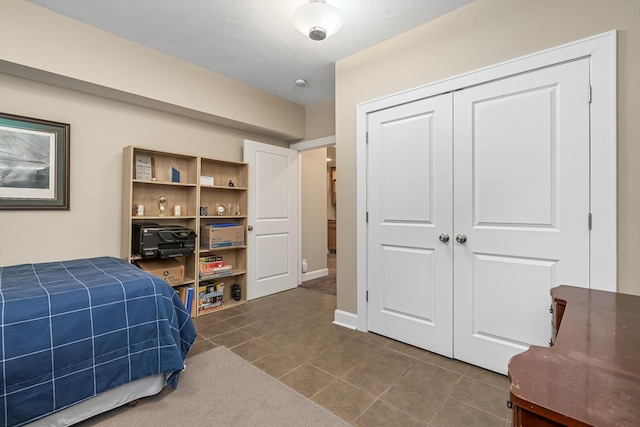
[[198, 157, 248, 314], [121, 146, 248, 317]]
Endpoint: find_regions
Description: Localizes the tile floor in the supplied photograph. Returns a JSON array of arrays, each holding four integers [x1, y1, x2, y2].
[[190, 287, 513, 427]]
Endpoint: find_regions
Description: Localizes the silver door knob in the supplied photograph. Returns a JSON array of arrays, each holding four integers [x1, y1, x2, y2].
[[456, 234, 467, 244], [248, 225, 253, 231], [439, 233, 450, 243]]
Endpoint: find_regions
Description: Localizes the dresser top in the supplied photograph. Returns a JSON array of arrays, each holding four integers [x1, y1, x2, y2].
[[509, 285, 640, 426]]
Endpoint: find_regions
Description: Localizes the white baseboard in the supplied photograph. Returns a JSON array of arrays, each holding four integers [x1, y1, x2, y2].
[[333, 310, 357, 330], [301, 268, 328, 282]]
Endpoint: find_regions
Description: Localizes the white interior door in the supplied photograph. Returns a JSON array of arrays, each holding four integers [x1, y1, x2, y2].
[[367, 95, 454, 357], [453, 59, 591, 374], [243, 139, 298, 300]]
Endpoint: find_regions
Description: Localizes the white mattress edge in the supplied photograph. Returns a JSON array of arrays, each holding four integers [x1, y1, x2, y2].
[[25, 373, 166, 427]]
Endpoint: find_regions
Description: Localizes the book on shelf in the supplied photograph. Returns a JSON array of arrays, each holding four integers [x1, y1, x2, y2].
[[197, 282, 224, 313], [199, 255, 223, 263], [199, 265, 233, 279], [199, 264, 226, 274], [199, 271, 233, 280], [177, 286, 188, 306], [198, 282, 224, 299], [198, 260, 225, 269], [198, 300, 224, 314], [184, 286, 194, 316]]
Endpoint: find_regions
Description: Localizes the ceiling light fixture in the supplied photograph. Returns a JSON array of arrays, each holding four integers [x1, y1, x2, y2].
[[293, 0, 343, 41], [295, 79, 307, 87]]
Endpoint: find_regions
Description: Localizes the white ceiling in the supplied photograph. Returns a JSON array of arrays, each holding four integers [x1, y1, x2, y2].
[[26, 0, 474, 106]]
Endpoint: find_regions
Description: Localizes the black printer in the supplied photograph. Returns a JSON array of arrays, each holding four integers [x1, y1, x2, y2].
[[132, 223, 197, 258]]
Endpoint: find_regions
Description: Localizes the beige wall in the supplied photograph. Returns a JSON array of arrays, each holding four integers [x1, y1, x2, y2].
[[305, 98, 336, 141], [0, 0, 304, 141], [335, 0, 640, 314], [301, 148, 329, 274], [0, 1, 304, 266], [0, 74, 287, 266]]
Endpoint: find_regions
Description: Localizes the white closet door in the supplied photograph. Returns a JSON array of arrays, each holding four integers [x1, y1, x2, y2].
[[367, 94, 454, 357], [453, 58, 591, 374]]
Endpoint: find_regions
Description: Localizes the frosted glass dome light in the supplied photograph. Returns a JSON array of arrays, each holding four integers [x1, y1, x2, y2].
[[293, 0, 343, 41]]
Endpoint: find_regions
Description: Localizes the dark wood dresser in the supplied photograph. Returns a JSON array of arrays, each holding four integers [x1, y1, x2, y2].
[[508, 285, 640, 426]]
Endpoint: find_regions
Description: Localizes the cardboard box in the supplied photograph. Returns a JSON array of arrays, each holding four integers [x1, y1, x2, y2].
[[200, 225, 244, 249], [136, 257, 184, 286]]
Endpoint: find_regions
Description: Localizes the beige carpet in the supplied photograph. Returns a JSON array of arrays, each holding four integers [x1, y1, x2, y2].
[[79, 347, 350, 426]]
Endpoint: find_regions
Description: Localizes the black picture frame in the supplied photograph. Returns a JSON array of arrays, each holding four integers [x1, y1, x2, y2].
[[0, 112, 70, 210]]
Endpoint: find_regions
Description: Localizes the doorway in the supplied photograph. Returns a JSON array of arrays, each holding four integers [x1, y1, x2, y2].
[[291, 137, 338, 296]]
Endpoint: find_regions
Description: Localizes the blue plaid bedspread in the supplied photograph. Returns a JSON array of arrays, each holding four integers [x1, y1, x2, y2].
[[0, 256, 196, 427]]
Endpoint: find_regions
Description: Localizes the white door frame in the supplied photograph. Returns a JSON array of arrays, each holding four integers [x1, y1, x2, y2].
[[356, 31, 617, 333], [290, 135, 337, 286]]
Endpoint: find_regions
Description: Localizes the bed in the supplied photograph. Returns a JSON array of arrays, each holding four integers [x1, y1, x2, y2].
[[0, 256, 197, 427]]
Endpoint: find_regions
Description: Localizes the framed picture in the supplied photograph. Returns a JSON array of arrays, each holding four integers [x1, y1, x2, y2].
[[0, 113, 70, 210], [135, 154, 153, 180]]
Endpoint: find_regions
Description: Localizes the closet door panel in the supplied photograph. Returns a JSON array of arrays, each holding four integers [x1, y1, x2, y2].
[[367, 94, 454, 357], [453, 58, 591, 374], [473, 88, 555, 227]]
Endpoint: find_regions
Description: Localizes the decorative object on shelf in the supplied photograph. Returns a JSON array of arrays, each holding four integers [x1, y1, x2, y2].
[[170, 166, 180, 183], [135, 154, 153, 181], [200, 206, 208, 216], [134, 204, 144, 216], [173, 205, 181, 216], [231, 283, 241, 301], [158, 196, 167, 216], [0, 112, 70, 210], [215, 203, 226, 216], [228, 179, 235, 187], [293, 0, 343, 41], [235, 203, 241, 216], [200, 176, 214, 186]]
